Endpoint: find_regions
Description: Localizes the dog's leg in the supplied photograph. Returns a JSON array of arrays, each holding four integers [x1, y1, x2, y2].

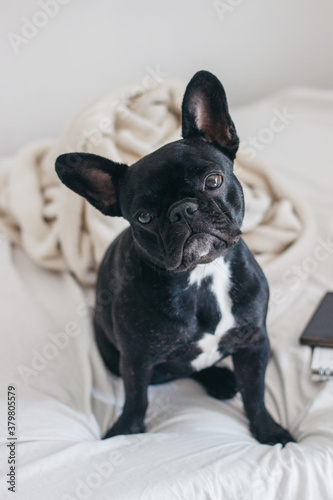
[[103, 356, 153, 439], [94, 320, 121, 376], [232, 333, 295, 445], [191, 366, 238, 400]]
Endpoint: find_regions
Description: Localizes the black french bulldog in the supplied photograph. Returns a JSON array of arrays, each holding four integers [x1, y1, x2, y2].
[[55, 71, 295, 445]]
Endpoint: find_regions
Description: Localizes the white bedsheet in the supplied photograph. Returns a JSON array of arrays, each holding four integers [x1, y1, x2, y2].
[[1, 88, 333, 500]]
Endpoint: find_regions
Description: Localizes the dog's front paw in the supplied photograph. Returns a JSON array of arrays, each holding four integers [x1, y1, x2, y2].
[[103, 417, 145, 439], [251, 417, 296, 446]]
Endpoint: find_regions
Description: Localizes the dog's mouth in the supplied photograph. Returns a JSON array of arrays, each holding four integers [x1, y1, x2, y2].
[[184, 232, 220, 257], [165, 232, 240, 272]]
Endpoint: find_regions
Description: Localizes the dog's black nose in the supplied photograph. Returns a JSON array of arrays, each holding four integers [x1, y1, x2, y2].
[[169, 200, 199, 223]]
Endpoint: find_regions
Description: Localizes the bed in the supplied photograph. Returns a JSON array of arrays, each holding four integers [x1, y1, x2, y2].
[[0, 82, 332, 500]]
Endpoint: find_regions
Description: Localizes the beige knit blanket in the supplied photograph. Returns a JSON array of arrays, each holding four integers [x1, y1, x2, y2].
[[0, 80, 314, 286]]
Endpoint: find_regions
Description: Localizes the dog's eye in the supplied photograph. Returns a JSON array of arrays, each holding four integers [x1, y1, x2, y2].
[[137, 212, 153, 224], [205, 173, 223, 189]]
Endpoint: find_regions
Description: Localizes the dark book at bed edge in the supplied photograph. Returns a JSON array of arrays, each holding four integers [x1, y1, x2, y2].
[[299, 292, 333, 347]]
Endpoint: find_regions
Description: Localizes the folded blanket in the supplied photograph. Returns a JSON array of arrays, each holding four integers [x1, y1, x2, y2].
[[0, 80, 314, 286]]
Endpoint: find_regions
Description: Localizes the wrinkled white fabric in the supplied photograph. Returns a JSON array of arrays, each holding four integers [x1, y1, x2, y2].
[[0, 86, 333, 500]]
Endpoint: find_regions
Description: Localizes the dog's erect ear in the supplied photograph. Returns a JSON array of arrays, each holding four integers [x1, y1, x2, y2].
[[182, 70, 239, 160], [55, 153, 128, 216]]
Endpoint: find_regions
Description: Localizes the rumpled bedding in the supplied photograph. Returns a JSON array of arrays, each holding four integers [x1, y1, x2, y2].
[[0, 83, 332, 500]]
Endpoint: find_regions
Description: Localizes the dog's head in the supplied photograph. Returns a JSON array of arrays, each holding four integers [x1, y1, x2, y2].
[[55, 71, 244, 271]]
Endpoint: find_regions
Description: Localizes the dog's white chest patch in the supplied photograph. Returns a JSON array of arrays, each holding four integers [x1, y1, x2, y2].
[[189, 257, 235, 370]]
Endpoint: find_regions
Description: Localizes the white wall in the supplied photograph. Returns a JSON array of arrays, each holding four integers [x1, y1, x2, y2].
[[1, 0, 332, 155]]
